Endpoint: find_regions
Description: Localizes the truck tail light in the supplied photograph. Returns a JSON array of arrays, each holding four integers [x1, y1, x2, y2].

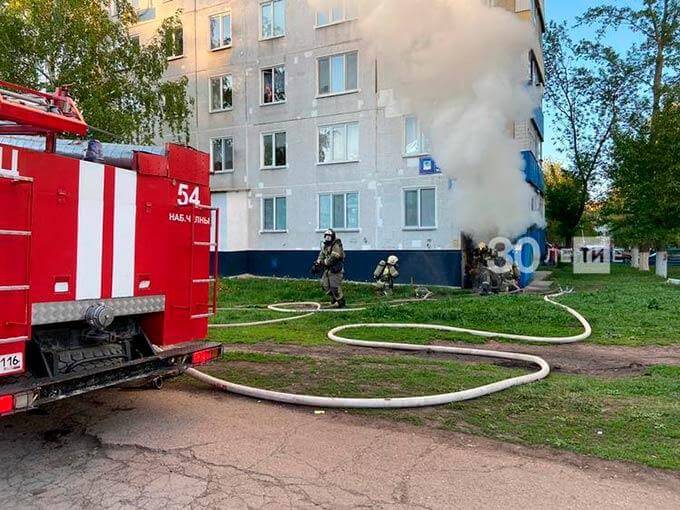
[[191, 347, 221, 366], [0, 394, 14, 415]]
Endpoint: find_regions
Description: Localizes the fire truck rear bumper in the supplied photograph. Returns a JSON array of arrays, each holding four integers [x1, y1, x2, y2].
[[0, 341, 223, 416]]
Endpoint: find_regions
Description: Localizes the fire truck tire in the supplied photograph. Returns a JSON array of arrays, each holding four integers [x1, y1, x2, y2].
[[57, 344, 126, 374]]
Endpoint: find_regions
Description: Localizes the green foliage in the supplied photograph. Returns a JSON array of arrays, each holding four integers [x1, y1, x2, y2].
[[0, 0, 193, 144], [544, 160, 597, 244], [543, 22, 633, 242], [605, 86, 680, 249]]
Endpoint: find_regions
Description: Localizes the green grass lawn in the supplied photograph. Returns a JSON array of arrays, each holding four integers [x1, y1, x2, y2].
[[202, 267, 680, 469], [211, 265, 680, 347]]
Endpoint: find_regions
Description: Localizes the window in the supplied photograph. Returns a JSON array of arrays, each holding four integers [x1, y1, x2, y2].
[[404, 115, 431, 156], [209, 74, 233, 112], [528, 51, 543, 86], [211, 137, 234, 173], [531, 194, 545, 214], [316, 0, 357, 27], [260, 0, 285, 39], [404, 188, 436, 229], [318, 122, 359, 164], [528, 124, 542, 161], [319, 192, 359, 230], [261, 132, 287, 168], [318, 51, 358, 96], [210, 13, 232, 50], [166, 26, 183, 59], [261, 65, 286, 104], [262, 196, 287, 232]]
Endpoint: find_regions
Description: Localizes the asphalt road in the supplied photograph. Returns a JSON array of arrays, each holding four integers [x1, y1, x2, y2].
[[1, 382, 678, 509]]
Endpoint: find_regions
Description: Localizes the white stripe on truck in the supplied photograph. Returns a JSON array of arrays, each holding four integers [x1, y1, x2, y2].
[[112, 167, 137, 298], [76, 161, 105, 300]]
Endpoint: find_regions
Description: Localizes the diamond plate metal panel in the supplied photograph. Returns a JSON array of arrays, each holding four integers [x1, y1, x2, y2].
[[32, 296, 165, 325]]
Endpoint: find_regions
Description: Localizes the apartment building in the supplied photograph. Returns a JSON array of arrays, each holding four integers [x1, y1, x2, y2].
[[130, 0, 546, 286]]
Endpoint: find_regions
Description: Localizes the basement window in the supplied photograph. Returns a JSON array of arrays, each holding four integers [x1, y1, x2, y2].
[[262, 196, 287, 232]]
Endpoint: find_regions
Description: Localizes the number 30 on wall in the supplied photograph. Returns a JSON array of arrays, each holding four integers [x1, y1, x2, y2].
[[177, 183, 201, 206]]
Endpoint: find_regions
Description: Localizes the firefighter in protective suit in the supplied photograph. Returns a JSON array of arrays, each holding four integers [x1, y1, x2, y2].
[[312, 229, 346, 308], [373, 255, 400, 295]]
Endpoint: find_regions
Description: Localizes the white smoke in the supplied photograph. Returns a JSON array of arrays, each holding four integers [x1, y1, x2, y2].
[[311, 0, 544, 242]]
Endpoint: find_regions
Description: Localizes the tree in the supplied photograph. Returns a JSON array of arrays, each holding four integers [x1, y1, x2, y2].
[[544, 161, 583, 245], [606, 86, 680, 272], [543, 22, 633, 245], [0, 0, 193, 144], [580, 0, 679, 119]]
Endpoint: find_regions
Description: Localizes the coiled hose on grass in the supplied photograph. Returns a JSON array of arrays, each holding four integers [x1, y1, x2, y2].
[[186, 290, 591, 408]]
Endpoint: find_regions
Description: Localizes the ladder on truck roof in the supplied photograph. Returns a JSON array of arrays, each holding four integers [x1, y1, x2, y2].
[[0, 81, 88, 153], [188, 203, 219, 321], [0, 170, 34, 346]]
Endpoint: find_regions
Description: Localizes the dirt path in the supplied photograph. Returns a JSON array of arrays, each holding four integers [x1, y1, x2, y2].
[[221, 341, 680, 377], [1, 385, 678, 509]]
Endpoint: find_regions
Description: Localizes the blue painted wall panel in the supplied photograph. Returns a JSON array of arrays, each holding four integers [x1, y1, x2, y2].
[[522, 151, 545, 192], [216, 250, 463, 287]]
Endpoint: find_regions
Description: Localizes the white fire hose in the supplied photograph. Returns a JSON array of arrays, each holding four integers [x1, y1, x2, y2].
[[184, 290, 591, 408]]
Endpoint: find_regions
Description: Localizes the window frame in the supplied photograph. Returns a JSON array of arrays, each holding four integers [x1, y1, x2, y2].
[[317, 121, 360, 165], [208, 73, 233, 113], [209, 11, 233, 51], [315, 0, 358, 28], [402, 115, 431, 158], [260, 131, 288, 170], [259, 0, 286, 41], [166, 26, 184, 60], [402, 186, 437, 230], [317, 191, 360, 232], [316, 50, 359, 98], [528, 122, 542, 162], [260, 64, 286, 106], [260, 195, 288, 233], [209, 136, 235, 174]]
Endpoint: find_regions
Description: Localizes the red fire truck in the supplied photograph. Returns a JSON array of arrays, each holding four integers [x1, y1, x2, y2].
[[0, 81, 223, 416]]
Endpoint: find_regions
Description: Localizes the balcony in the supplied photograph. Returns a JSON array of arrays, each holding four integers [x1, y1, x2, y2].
[[532, 106, 544, 139], [522, 150, 544, 192]]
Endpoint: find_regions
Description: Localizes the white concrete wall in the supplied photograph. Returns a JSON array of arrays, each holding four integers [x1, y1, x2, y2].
[[132, 0, 544, 254]]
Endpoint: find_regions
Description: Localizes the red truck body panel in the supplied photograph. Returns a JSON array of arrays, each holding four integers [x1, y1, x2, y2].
[[0, 142, 214, 378]]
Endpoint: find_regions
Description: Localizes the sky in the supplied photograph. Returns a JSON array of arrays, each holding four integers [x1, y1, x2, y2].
[[543, 0, 642, 164]]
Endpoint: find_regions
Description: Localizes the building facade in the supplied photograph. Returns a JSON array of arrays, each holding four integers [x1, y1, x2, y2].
[[130, 0, 546, 287]]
